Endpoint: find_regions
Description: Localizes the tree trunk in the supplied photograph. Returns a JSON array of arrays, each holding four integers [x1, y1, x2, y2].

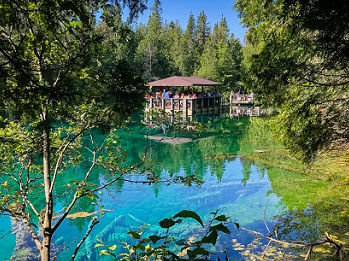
[[41, 112, 53, 261]]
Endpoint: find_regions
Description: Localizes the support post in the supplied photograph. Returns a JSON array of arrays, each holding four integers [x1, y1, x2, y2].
[[170, 99, 174, 114]]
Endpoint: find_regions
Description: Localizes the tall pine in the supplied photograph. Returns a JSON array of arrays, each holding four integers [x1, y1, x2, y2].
[[196, 11, 210, 56], [179, 13, 197, 76], [165, 21, 183, 75], [135, 0, 171, 80], [197, 17, 242, 92]]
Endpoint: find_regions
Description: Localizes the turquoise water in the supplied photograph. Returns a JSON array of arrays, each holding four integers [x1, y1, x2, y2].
[[0, 116, 336, 260]]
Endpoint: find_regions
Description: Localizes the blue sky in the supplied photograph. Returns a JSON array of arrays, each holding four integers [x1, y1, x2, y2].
[[128, 0, 247, 43]]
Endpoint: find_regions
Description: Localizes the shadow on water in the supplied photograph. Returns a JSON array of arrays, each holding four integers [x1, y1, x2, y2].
[[1, 114, 348, 260]]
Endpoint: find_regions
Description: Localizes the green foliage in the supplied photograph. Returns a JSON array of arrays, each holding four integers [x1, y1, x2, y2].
[[196, 18, 243, 94], [196, 11, 210, 56], [179, 13, 198, 76], [0, 0, 148, 259], [135, 1, 175, 81], [97, 209, 233, 260], [173, 210, 204, 227], [132, 2, 243, 91], [235, 0, 349, 161]]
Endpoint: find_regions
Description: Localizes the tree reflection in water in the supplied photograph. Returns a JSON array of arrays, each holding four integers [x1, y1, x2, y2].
[[3, 115, 348, 260]]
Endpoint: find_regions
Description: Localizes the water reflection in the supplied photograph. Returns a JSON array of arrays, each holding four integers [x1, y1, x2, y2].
[[1, 116, 347, 260]]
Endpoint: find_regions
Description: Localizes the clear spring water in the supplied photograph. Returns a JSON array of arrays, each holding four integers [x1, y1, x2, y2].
[[0, 115, 343, 260]]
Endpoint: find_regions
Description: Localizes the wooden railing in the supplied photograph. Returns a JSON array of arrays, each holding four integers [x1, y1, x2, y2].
[[230, 93, 254, 104], [145, 97, 223, 115], [230, 105, 270, 117]]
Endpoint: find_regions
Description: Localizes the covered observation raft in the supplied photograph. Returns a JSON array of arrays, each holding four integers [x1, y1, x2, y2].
[[145, 76, 225, 116]]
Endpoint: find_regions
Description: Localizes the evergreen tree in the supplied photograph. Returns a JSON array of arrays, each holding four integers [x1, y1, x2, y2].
[[196, 35, 218, 80], [196, 11, 210, 56], [135, 0, 172, 81], [98, 6, 137, 65], [179, 13, 197, 76], [165, 21, 183, 75], [216, 31, 242, 92], [235, 0, 349, 160], [197, 17, 242, 93]]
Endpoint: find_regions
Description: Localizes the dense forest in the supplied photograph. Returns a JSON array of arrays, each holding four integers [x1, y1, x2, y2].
[[110, 0, 348, 161], [100, 0, 243, 93], [235, 0, 349, 161]]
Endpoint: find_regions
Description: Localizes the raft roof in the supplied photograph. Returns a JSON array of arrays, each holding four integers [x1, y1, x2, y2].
[[146, 76, 222, 87]]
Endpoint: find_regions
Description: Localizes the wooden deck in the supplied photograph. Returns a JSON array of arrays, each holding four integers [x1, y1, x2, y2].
[[145, 97, 228, 116], [230, 93, 254, 105], [229, 105, 270, 117], [145, 93, 256, 118]]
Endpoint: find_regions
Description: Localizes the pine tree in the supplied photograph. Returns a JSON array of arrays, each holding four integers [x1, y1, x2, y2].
[[197, 11, 210, 56], [135, 0, 172, 80], [215, 18, 242, 92], [197, 17, 242, 92], [98, 6, 137, 64], [179, 13, 197, 76], [196, 34, 217, 80], [165, 21, 183, 75]]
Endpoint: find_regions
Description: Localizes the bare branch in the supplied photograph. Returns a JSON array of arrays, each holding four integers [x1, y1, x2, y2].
[[52, 132, 158, 235], [263, 198, 271, 235], [52, 191, 79, 233], [21, 216, 42, 251], [50, 126, 87, 193], [24, 198, 40, 217], [91, 162, 143, 193], [70, 219, 100, 261], [52, 153, 97, 233], [239, 226, 344, 260]]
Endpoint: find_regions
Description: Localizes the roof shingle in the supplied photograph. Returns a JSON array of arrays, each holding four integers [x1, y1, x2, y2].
[[146, 76, 221, 87]]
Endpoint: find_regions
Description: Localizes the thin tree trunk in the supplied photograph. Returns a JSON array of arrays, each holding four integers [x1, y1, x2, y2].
[[41, 111, 53, 261]]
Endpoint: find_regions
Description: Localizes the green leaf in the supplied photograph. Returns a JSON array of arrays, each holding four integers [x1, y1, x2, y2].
[[94, 243, 104, 248], [87, 193, 95, 200], [70, 180, 79, 185], [210, 223, 230, 234], [187, 247, 210, 258], [173, 210, 204, 227], [201, 230, 218, 245], [108, 244, 117, 250], [234, 222, 240, 229], [159, 218, 176, 229], [140, 238, 150, 244], [148, 235, 163, 244], [214, 215, 228, 222], [145, 243, 151, 252], [127, 231, 141, 239], [99, 250, 116, 257], [136, 244, 145, 251]]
